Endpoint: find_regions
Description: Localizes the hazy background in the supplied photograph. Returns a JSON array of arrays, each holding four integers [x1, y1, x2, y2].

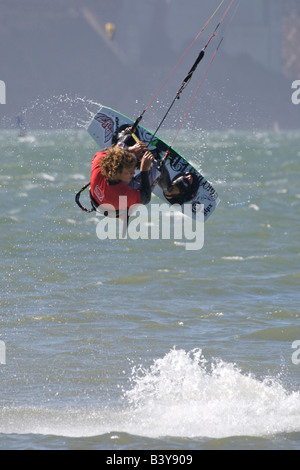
[[0, 0, 299, 130]]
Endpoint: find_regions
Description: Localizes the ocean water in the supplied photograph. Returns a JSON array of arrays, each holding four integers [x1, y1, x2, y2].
[[0, 126, 300, 450]]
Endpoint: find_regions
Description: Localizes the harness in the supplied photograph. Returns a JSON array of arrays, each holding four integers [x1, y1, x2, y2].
[[75, 182, 121, 218]]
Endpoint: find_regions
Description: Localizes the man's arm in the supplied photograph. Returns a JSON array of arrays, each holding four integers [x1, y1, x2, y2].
[[139, 151, 154, 205]]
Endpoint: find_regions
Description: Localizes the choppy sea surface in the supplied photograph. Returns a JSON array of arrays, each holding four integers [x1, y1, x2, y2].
[[0, 127, 300, 450]]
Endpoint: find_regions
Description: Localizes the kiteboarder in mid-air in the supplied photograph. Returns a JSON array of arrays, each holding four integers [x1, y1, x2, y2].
[[89, 143, 154, 216]]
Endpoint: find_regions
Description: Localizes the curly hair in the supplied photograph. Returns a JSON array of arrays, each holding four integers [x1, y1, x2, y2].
[[99, 146, 137, 180]]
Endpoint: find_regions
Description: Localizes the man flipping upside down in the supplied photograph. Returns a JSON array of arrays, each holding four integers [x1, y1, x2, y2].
[[90, 141, 154, 218]]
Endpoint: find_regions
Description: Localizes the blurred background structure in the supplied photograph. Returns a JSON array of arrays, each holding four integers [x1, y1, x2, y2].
[[0, 0, 299, 130], [283, 0, 300, 78]]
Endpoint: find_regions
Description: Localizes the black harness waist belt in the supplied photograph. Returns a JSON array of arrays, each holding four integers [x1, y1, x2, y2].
[[75, 182, 120, 218], [89, 191, 121, 218]]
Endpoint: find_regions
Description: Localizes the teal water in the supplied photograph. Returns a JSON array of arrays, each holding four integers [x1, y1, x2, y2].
[[0, 127, 300, 450]]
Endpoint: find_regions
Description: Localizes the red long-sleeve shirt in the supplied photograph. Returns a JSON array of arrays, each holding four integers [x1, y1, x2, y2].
[[90, 152, 141, 212]]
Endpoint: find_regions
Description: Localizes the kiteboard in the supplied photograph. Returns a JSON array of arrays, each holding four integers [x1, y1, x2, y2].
[[87, 105, 220, 221]]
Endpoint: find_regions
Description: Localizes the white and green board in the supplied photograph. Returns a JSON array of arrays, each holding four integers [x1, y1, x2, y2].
[[87, 105, 220, 221]]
